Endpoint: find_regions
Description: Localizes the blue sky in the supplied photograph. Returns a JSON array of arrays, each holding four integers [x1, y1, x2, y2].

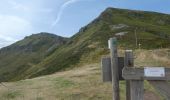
[[0, 0, 170, 48]]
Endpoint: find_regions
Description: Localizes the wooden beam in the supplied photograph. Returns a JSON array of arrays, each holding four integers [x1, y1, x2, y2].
[[122, 67, 170, 80]]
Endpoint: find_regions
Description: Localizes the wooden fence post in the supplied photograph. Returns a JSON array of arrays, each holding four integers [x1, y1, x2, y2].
[[125, 50, 144, 100], [109, 38, 120, 100], [125, 50, 133, 100]]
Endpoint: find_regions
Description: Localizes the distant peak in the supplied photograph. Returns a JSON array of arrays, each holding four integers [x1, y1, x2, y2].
[[30, 32, 57, 36], [24, 32, 68, 40], [104, 7, 170, 16]]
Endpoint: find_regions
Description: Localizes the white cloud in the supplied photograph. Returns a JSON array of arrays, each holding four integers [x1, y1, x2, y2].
[[8, 0, 30, 11], [0, 15, 33, 48], [37, 8, 53, 13], [51, 0, 82, 28], [0, 34, 17, 48], [8, 0, 53, 13], [0, 34, 17, 42]]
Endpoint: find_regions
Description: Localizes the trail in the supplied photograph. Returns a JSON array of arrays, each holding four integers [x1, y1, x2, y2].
[[144, 90, 161, 100], [149, 81, 170, 100]]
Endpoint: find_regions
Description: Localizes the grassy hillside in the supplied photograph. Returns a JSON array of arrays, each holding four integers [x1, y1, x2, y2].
[[0, 32, 68, 81], [27, 8, 170, 78], [0, 8, 170, 81], [0, 49, 169, 100]]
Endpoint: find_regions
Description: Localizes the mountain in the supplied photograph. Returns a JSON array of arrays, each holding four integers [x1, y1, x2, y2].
[[0, 32, 68, 81], [0, 7, 170, 81], [27, 8, 170, 78]]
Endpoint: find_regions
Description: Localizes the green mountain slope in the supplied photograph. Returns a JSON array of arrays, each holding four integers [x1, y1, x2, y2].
[[0, 32, 68, 81], [27, 8, 170, 78], [0, 8, 170, 81]]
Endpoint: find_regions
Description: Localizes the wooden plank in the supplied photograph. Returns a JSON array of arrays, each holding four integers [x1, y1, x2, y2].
[[149, 81, 170, 99], [101, 57, 112, 82], [122, 67, 170, 80], [124, 50, 133, 100], [110, 38, 120, 100], [130, 80, 144, 100], [101, 57, 124, 82]]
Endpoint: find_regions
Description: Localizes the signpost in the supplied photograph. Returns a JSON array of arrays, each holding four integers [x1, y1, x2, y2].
[[101, 37, 170, 100]]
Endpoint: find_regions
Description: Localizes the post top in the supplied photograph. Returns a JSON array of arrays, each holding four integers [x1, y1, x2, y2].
[[109, 37, 117, 40], [109, 37, 117, 46], [125, 50, 132, 52]]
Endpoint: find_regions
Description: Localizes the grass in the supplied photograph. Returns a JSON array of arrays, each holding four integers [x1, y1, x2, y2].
[[2, 90, 22, 99], [53, 77, 75, 89], [0, 49, 169, 100], [134, 49, 170, 67], [0, 64, 113, 100]]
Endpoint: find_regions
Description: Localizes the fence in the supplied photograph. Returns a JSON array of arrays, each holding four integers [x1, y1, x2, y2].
[[101, 37, 170, 100]]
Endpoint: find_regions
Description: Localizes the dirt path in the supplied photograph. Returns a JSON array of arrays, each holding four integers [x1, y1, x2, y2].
[[149, 81, 170, 100], [144, 91, 161, 100]]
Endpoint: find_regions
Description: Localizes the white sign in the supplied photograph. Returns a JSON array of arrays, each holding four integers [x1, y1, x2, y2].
[[144, 67, 165, 77], [108, 40, 111, 49]]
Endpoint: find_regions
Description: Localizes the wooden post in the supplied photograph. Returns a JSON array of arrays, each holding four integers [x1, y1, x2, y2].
[[101, 57, 112, 82], [125, 50, 133, 100], [109, 38, 120, 100], [125, 50, 144, 100], [130, 80, 144, 100], [101, 57, 125, 82]]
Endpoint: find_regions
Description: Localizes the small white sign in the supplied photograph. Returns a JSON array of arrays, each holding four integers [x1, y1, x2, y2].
[[144, 67, 165, 77], [108, 40, 111, 49]]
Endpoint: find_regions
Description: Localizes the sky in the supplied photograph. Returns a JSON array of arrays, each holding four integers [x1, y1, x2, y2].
[[0, 0, 170, 48]]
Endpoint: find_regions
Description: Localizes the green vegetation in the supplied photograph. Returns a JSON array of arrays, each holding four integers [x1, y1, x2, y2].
[[0, 32, 68, 81], [2, 90, 21, 99], [0, 49, 169, 99], [0, 8, 170, 82], [30, 7, 170, 79], [53, 77, 75, 88]]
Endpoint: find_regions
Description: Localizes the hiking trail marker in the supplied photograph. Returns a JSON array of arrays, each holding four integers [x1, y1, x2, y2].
[[101, 37, 170, 100]]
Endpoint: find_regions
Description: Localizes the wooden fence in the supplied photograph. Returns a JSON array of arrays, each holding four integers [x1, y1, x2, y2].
[[101, 37, 170, 100]]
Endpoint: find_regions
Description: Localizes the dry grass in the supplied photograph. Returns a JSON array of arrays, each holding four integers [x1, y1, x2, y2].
[[0, 64, 115, 100], [135, 49, 170, 67], [0, 49, 169, 100]]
